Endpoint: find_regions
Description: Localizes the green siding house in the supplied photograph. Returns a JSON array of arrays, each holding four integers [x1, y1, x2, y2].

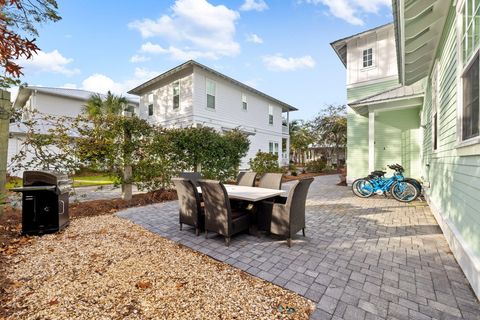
[[332, 0, 480, 299]]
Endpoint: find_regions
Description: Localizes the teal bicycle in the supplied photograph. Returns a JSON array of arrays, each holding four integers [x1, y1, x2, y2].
[[352, 164, 420, 202]]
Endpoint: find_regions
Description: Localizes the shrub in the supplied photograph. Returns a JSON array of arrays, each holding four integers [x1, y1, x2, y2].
[[306, 159, 326, 173], [249, 152, 281, 175]]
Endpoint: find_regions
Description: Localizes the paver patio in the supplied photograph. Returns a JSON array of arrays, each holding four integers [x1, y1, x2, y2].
[[118, 175, 480, 320]]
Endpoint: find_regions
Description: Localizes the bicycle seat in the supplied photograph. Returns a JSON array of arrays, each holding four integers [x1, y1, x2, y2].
[[371, 170, 386, 176]]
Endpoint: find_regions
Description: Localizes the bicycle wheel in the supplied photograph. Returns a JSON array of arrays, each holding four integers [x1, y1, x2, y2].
[[352, 178, 374, 198], [404, 178, 422, 195], [391, 181, 418, 202]]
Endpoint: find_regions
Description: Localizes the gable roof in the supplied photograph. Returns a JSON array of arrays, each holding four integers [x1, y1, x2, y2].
[[330, 23, 393, 67], [128, 60, 298, 112], [13, 86, 139, 109]]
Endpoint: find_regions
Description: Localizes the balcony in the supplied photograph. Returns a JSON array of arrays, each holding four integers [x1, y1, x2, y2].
[[282, 125, 289, 134]]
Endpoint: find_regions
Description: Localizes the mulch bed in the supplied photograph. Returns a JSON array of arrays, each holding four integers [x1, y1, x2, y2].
[[282, 171, 339, 182], [0, 189, 177, 318]]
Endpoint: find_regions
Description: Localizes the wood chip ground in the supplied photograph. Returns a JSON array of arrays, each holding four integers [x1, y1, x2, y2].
[[2, 215, 314, 319]]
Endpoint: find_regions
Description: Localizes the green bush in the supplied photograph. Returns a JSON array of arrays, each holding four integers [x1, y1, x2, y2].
[[249, 152, 281, 175], [305, 159, 326, 173]]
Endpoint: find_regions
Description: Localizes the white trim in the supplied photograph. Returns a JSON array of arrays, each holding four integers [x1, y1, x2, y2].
[[346, 75, 398, 89], [431, 61, 440, 153], [425, 192, 480, 300], [368, 110, 375, 172]]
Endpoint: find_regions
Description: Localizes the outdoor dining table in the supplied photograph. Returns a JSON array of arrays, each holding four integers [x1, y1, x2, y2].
[[196, 184, 286, 201], [197, 184, 286, 235]]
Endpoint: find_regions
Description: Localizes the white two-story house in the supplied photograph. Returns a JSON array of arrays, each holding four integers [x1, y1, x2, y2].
[[8, 86, 139, 175], [128, 60, 296, 168]]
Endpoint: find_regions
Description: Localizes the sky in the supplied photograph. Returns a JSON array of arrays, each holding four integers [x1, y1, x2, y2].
[[11, 0, 393, 121]]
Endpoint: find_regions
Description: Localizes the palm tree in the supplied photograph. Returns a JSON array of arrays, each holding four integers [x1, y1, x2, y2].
[[83, 91, 128, 119]]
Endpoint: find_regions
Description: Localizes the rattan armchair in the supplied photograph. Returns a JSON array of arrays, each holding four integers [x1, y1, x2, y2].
[[172, 177, 204, 236], [198, 179, 250, 246], [236, 171, 257, 187], [258, 173, 283, 190], [266, 178, 313, 247]]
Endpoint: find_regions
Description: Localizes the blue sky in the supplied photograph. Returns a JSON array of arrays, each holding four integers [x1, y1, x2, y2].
[[13, 0, 393, 120]]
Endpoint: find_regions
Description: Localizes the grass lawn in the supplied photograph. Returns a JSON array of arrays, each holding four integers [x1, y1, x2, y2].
[[5, 175, 115, 189], [71, 175, 116, 187]]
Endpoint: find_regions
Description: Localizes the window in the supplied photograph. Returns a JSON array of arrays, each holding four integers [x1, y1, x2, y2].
[[268, 105, 273, 125], [461, 0, 480, 64], [173, 81, 180, 109], [269, 142, 279, 155], [125, 104, 135, 115], [462, 54, 479, 140], [206, 79, 216, 109], [242, 93, 247, 111], [432, 63, 440, 151], [458, 0, 480, 145], [147, 94, 154, 116], [363, 48, 373, 68]]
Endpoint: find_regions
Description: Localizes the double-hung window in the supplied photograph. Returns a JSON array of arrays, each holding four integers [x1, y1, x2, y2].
[[460, 0, 480, 142], [173, 81, 180, 109], [242, 93, 247, 111], [269, 142, 279, 155], [363, 48, 373, 68], [206, 79, 216, 109], [268, 105, 274, 125], [147, 94, 154, 117]]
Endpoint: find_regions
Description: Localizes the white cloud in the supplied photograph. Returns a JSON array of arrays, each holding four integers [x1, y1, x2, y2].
[[65, 67, 158, 96], [262, 55, 316, 71], [128, 0, 240, 60], [240, 0, 268, 11], [130, 54, 151, 63], [139, 41, 217, 60], [303, 0, 390, 25], [18, 49, 80, 76], [246, 33, 263, 44]]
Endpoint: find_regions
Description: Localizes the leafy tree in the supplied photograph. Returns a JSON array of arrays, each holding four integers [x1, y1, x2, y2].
[[310, 104, 347, 167], [249, 151, 282, 175], [1, 0, 61, 88], [289, 120, 314, 164], [0, 0, 61, 216], [83, 91, 128, 119]]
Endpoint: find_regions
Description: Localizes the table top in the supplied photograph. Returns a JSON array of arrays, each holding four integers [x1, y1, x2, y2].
[[197, 184, 286, 202]]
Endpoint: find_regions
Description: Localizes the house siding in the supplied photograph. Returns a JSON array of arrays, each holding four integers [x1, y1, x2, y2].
[[139, 69, 194, 127], [422, 8, 480, 257], [375, 108, 421, 178], [347, 78, 399, 103], [192, 67, 285, 167], [346, 107, 369, 181]]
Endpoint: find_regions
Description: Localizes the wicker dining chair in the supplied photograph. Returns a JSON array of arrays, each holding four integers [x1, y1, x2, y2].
[[179, 172, 202, 186], [236, 171, 257, 187], [172, 177, 204, 236], [265, 178, 314, 247], [198, 179, 250, 246], [258, 173, 283, 190]]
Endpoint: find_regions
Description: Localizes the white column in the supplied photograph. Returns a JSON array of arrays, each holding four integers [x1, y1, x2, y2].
[[286, 111, 290, 164], [368, 110, 375, 173]]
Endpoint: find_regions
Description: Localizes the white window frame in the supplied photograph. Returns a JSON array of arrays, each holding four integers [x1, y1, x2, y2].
[[268, 105, 274, 125], [432, 61, 440, 152], [172, 81, 180, 110], [206, 78, 216, 110], [455, 0, 480, 154], [362, 47, 374, 69], [242, 93, 247, 111], [268, 141, 279, 156], [269, 142, 274, 153], [147, 93, 154, 117]]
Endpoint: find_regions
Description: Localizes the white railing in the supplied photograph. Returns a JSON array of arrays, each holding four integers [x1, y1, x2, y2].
[[282, 125, 289, 134]]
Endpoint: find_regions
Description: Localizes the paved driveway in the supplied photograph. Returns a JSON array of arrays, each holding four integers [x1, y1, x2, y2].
[[118, 175, 480, 320]]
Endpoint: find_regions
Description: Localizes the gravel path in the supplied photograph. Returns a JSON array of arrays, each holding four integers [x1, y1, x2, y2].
[[3, 215, 314, 319]]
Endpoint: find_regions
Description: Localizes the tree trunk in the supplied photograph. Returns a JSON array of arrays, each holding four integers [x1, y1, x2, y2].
[[0, 90, 11, 217], [122, 165, 132, 201]]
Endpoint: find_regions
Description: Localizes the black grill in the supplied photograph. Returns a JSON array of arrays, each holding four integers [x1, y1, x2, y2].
[[11, 171, 71, 235]]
